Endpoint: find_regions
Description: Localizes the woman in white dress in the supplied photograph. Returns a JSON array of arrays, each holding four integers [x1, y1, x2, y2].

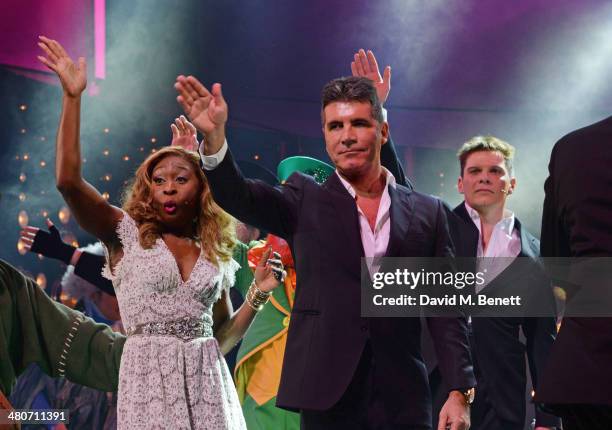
[[37, 36, 283, 430]]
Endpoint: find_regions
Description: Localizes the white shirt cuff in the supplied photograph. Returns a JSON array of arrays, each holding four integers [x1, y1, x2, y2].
[[199, 139, 229, 170]]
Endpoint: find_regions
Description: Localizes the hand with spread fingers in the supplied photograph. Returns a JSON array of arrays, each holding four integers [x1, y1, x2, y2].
[[174, 75, 227, 154], [20, 218, 75, 264], [254, 247, 286, 293], [170, 115, 199, 152], [37, 36, 87, 97], [351, 48, 391, 105]]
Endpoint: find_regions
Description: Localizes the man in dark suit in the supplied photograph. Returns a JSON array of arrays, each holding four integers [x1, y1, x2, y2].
[[175, 73, 475, 429], [535, 116, 612, 429], [448, 136, 560, 430]]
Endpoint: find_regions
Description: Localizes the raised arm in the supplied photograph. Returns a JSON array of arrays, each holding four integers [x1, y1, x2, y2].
[[351, 49, 412, 190], [37, 36, 122, 246], [174, 75, 301, 238], [174, 75, 227, 155]]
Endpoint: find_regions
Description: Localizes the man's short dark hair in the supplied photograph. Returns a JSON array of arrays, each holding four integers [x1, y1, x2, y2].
[[320, 76, 383, 124], [457, 135, 515, 177]]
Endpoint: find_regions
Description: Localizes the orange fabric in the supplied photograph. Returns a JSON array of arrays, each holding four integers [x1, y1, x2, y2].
[[248, 234, 294, 270], [240, 234, 296, 406], [243, 331, 288, 406]]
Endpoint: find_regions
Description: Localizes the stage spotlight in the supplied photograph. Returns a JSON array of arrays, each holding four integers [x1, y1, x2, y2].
[[18, 210, 28, 228], [17, 240, 27, 255], [58, 207, 71, 224], [36, 273, 47, 288]]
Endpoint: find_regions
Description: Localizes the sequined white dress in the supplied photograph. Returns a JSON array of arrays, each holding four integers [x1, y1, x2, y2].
[[102, 212, 246, 429]]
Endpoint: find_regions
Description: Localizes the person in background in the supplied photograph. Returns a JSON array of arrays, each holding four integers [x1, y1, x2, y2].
[[10, 242, 123, 430], [449, 136, 560, 430], [536, 116, 612, 429]]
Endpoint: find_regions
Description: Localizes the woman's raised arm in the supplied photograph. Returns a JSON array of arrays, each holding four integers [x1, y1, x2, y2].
[[38, 36, 122, 245]]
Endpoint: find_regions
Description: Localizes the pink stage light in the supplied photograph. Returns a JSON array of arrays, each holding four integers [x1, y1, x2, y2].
[[94, 0, 106, 80]]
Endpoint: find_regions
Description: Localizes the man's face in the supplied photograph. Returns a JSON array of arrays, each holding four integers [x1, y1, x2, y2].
[[457, 150, 516, 211], [322, 101, 388, 179]]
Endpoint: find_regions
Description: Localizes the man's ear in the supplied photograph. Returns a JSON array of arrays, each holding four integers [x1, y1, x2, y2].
[[507, 177, 517, 195], [457, 176, 464, 194], [380, 121, 389, 146]]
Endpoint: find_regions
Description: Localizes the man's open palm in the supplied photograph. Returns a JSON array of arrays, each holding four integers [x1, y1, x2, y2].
[[175, 75, 227, 136]]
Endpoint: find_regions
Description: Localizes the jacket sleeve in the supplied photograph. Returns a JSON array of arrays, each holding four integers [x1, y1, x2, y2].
[[541, 142, 570, 258], [380, 134, 414, 191], [0, 259, 124, 394], [426, 200, 476, 392], [203, 149, 303, 240], [523, 266, 561, 427], [74, 251, 115, 296]]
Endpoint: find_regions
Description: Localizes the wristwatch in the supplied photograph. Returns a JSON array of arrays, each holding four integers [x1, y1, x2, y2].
[[462, 387, 475, 405]]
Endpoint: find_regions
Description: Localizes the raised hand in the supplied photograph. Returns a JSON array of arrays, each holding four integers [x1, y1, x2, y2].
[[351, 49, 391, 105], [19, 218, 76, 264], [170, 115, 198, 152], [37, 36, 87, 98], [174, 75, 227, 154], [254, 247, 286, 293]]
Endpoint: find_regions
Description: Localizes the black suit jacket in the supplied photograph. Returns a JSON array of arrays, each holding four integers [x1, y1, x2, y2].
[[203, 145, 475, 427], [536, 116, 612, 406], [453, 203, 560, 427]]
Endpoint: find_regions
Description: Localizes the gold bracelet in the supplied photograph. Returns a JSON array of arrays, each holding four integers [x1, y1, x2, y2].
[[248, 285, 270, 308], [246, 280, 271, 311]]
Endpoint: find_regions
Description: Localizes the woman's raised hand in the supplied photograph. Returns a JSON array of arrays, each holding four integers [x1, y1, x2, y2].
[[37, 36, 87, 98], [254, 247, 286, 293]]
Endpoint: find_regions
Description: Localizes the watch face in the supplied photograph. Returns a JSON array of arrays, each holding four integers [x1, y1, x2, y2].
[[465, 388, 475, 404]]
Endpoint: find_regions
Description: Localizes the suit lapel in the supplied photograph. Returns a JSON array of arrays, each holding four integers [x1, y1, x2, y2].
[[323, 173, 365, 258], [478, 217, 537, 293], [453, 202, 480, 258], [385, 185, 414, 257], [516, 218, 539, 259]]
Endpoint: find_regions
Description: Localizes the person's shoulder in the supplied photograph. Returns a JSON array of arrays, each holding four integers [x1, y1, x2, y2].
[[553, 115, 612, 155], [398, 188, 449, 214], [0, 258, 26, 283], [405, 189, 443, 206], [283, 171, 318, 188]]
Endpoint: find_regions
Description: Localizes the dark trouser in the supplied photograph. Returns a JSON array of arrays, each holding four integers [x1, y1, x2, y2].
[[470, 381, 523, 430], [470, 398, 521, 430], [553, 404, 612, 430], [300, 342, 430, 430]]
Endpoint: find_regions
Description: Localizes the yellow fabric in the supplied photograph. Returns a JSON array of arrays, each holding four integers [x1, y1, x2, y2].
[[240, 331, 288, 406]]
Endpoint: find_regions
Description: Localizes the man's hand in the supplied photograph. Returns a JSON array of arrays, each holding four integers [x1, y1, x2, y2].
[[174, 75, 227, 154], [351, 49, 391, 105], [37, 36, 87, 98], [438, 391, 470, 430], [170, 115, 198, 152]]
